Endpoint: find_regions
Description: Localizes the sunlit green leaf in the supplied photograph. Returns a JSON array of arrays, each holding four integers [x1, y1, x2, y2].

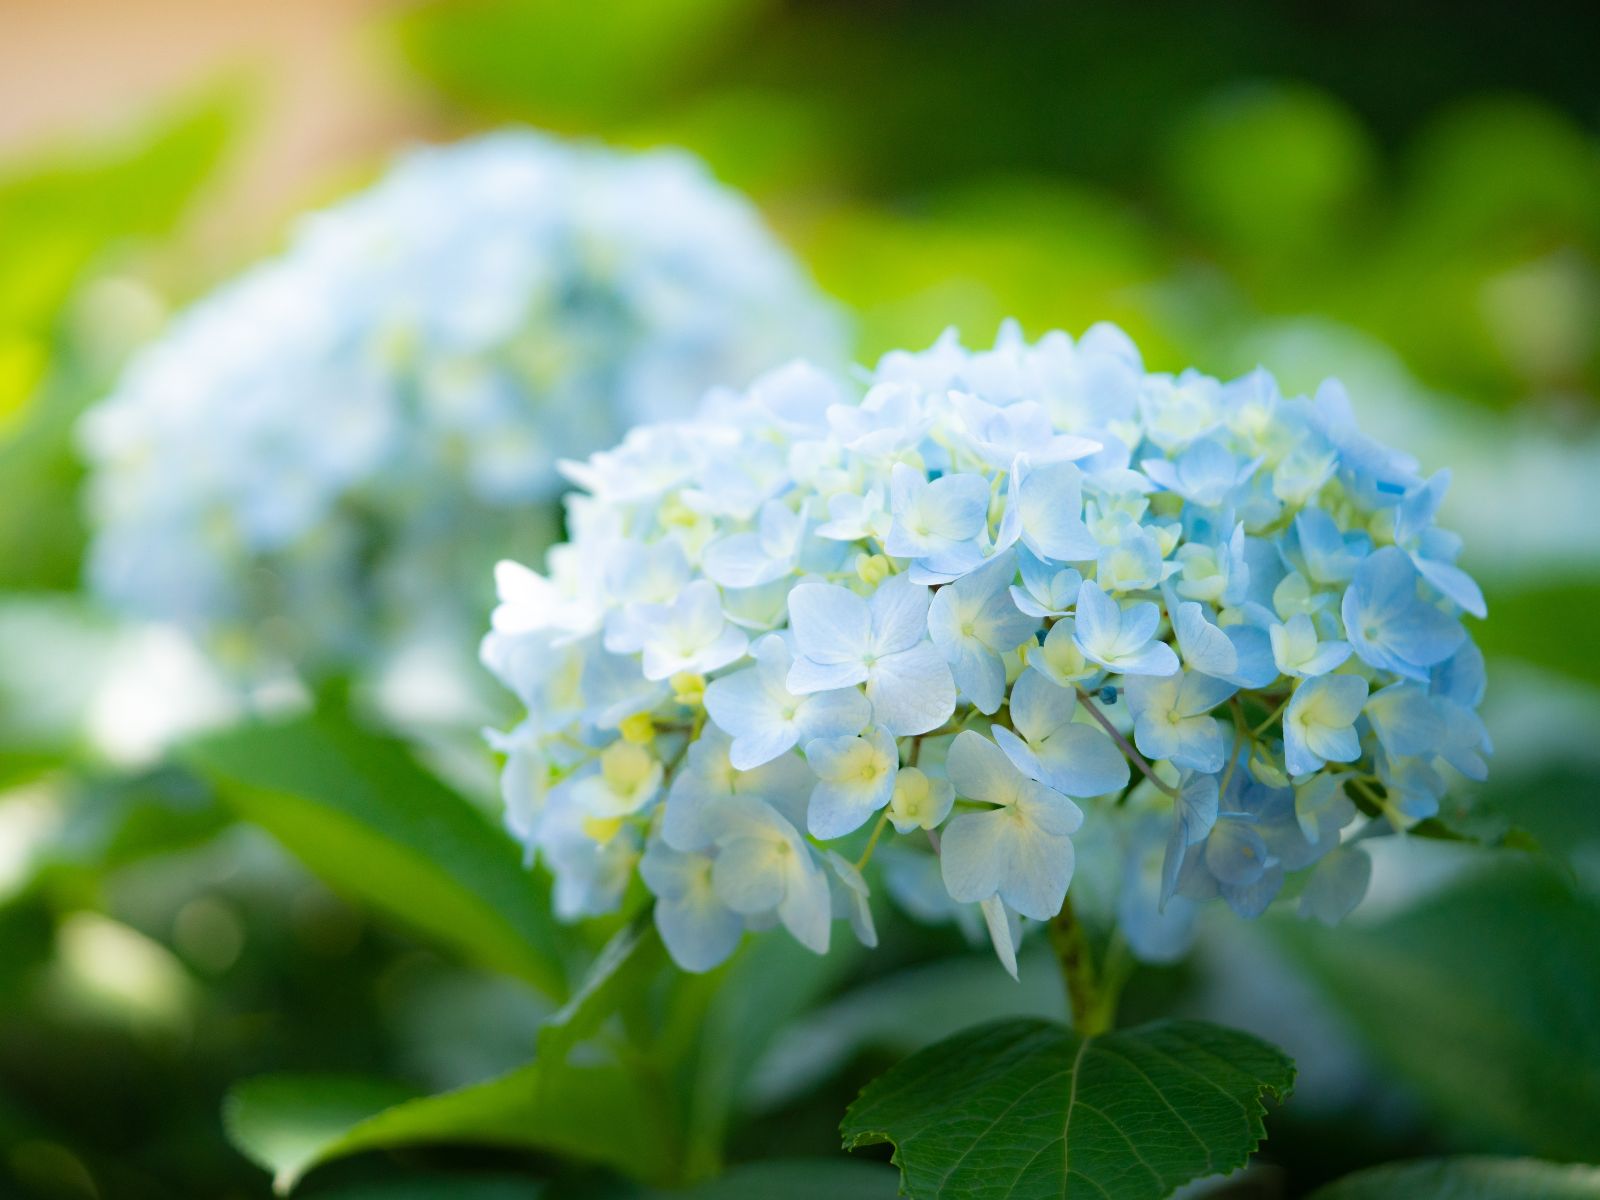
[[0, 92, 236, 585], [186, 709, 569, 997], [225, 1061, 673, 1194], [841, 1017, 1294, 1199]]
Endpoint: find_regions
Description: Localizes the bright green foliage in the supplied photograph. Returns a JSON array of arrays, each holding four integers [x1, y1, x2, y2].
[[841, 1018, 1295, 1200], [1307, 1156, 1600, 1199], [0, 94, 234, 588], [1276, 861, 1600, 1161], [186, 709, 569, 997], [396, 0, 769, 124], [225, 1062, 674, 1193]]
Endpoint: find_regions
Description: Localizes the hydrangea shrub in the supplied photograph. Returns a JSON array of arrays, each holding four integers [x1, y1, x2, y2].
[[79, 130, 844, 681], [482, 323, 1489, 975]]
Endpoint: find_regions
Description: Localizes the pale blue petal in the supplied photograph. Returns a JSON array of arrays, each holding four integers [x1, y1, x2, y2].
[[787, 654, 868, 694], [1416, 556, 1487, 619], [703, 532, 782, 589], [1221, 862, 1284, 918], [1222, 624, 1278, 688], [1008, 669, 1076, 744], [1113, 640, 1181, 676], [979, 895, 1019, 979], [945, 729, 1017, 805], [922, 472, 991, 539], [1120, 600, 1161, 647], [712, 839, 787, 913], [1173, 601, 1238, 677], [1019, 461, 1099, 560], [655, 885, 744, 971], [1177, 670, 1238, 716], [1365, 683, 1445, 758], [1205, 816, 1269, 886], [867, 641, 957, 735], [939, 809, 1010, 904], [795, 688, 872, 741], [1031, 724, 1129, 797], [1171, 715, 1226, 773], [704, 665, 772, 740], [728, 725, 799, 773], [1299, 845, 1371, 925], [777, 853, 833, 954], [1073, 579, 1118, 650], [1161, 773, 1218, 906], [787, 582, 870, 664], [1300, 640, 1354, 676], [947, 639, 1007, 714], [868, 573, 934, 655], [991, 725, 1042, 782], [1001, 822, 1075, 921]]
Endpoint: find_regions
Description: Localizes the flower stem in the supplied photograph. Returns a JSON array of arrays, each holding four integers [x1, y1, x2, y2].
[[1048, 894, 1119, 1036], [1251, 692, 1293, 737], [1074, 687, 1179, 798], [854, 809, 892, 870]]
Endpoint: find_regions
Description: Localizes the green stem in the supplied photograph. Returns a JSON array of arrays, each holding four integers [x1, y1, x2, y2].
[[854, 809, 892, 870], [1048, 895, 1122, 1036], [1075, 687, 1179, 799], [1251, 692, 1293, 737]]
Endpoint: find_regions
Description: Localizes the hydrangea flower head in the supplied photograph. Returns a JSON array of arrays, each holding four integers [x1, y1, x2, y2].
[[79, 130, 844, 684], [483, 323, 1489, 974]]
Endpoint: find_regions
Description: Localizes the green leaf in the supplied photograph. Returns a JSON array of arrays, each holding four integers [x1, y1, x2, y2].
[[1307, 1156, 1600, 1199], [648, 1158, 902, 1199], [0, 93, 237, 585], [841, 1017, 1295, 1200], [537, 912, 663, 1065], [749, 947, 1065, 1112], [226, 1063, 674, 1194], [1273, 860, 1600, 1161], [679, 928, 863, 1178], [396, 0, 769, 124], [314, 1178, 543, 1200], [186, 710, 568, 997]]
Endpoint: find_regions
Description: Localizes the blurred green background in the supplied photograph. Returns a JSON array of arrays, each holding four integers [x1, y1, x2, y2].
[[2, 2, 1597, 1197]]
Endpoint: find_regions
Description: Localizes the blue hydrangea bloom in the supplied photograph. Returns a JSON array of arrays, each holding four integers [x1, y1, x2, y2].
[[483, 322, 1490, 975], [80, 129, 845, 686]]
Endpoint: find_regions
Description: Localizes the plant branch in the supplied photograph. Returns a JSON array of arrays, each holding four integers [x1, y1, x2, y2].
[[1048, 894, 1121, 1036], [1074, 687, 1178, 798]]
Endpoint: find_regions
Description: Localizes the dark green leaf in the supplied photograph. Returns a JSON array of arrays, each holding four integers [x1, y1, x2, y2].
[[650, 1158, 902, 1199], [1274, 860, 1600, 1160], [842, 1017, 1294, 1200], [186, 710, 568, 997], [1307, 1156, 1600, 1199], [313, 1178, 543, 1200], [226, 1064, 674, 1194]]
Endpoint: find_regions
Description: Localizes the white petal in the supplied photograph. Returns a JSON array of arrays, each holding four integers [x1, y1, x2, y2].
[[866, 642, 956, 736], [939, 809, 1010, 903], [787, 582, 871, 664]]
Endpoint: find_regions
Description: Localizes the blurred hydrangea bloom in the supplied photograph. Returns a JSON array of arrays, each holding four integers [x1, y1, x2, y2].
[[482, 323, 1489, 975], [79, 130, 845, 683]]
